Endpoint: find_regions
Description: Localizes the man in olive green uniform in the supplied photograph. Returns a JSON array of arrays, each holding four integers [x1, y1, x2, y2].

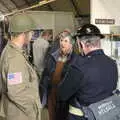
[[0, 13, 42, 120]]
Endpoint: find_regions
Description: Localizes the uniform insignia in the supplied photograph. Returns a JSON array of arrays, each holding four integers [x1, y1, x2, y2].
[[86, 28, 91, 33], [7, 72, 22, 85]]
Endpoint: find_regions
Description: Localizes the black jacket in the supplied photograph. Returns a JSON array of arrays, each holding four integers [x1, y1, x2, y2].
[[58, 49, 118, 106]]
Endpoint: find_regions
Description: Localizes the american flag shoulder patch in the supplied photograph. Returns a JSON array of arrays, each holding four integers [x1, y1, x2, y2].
[[7, 72, 22, 85]]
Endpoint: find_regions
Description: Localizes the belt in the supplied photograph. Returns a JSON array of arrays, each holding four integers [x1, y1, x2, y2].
[[69, 105, 84, 116]]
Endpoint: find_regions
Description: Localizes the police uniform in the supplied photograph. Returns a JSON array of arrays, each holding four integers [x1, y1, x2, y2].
[[57, 24, 118, 120], [0, 42, 41, 120]]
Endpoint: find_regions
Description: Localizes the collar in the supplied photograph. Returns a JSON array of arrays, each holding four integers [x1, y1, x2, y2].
[[8, 42, 27, 57], [86, 49, 104, 57], [8, 42, 29, 60], [51, 49, 72, 62]]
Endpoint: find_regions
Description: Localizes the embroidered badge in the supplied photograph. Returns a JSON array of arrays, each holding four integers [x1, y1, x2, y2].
[[7, 72, 22, 85], [86, 28, 91, 33]]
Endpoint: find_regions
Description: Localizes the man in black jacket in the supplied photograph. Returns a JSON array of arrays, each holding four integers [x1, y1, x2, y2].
[[57, 24, 118, 120]]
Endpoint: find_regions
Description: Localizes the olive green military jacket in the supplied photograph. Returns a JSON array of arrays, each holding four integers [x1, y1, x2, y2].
[[0, 42, 42, 120]]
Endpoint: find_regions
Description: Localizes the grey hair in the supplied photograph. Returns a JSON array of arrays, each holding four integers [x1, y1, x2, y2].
[[59, 32, 75, 44], [80, 36, 101, 47]]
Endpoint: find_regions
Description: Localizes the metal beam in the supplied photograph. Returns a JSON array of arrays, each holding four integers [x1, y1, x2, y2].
[[10, 0, 19, 9], [13, 0, 53, 10], [0, 0, 11, 12], [23, 0, 53, 10], [70, 0, 80, 17], [5, 0, 56, 16]]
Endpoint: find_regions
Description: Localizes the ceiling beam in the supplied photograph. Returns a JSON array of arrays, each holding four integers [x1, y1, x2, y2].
[[5, 0, 56, 16], [30, 0, 53, 10], [0, 0, 11, 12], [10, 0, 19, 9], [70, 0, 80, 17], [11, 0, 53, 11], [11, 2, 39, 12]]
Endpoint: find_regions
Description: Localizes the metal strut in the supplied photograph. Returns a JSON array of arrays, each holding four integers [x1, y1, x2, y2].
[[4, 0, 56, 16]]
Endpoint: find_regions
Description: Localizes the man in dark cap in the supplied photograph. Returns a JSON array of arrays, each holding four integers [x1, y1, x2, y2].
[[57, 24, 118, 120]]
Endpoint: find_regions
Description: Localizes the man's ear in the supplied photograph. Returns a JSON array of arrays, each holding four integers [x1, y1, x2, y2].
[[20, 32, 25, 38]]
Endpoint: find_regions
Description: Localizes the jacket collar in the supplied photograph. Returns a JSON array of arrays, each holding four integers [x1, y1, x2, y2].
[[51, 49, 72, 62], [8, 41, 24, 53], [86, 49, 104, 57]]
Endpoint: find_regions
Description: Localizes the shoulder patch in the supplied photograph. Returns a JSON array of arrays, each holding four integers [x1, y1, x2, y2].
[[7, 72, 22, 85]]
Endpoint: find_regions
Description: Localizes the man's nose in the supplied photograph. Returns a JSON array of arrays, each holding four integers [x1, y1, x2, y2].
[[61, 41, 65, 46]]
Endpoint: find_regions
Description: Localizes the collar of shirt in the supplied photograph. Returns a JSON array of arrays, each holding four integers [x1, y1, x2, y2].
[[8, 41, 24, 53], [8, 41, 29, 60], [86, 49, 104, 57], [51, 49, 73, 62]]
